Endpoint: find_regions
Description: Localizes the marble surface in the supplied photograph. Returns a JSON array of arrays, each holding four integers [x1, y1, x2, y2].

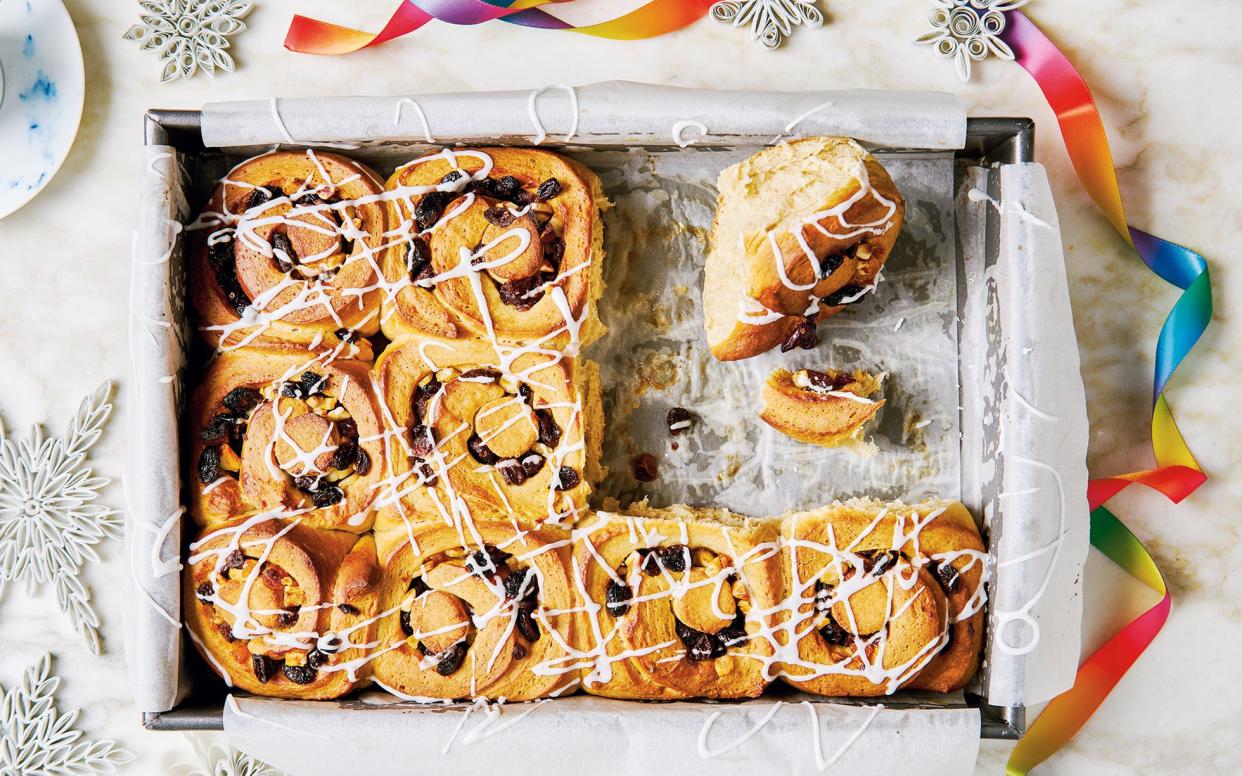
[[0, 1, 1237, 773]]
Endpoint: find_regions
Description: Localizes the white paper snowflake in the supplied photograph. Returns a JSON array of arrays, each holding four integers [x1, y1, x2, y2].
[[172, 736, 285, 776], [0, 654, 133, 774], [0, 383, 121, 655], [711, 0, 824, 49], [123, 0, 254, 83], [914, 0, 1029, 82]]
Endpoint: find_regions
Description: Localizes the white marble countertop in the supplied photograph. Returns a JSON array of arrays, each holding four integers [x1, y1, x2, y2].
[[0, 1, 1237, 773]]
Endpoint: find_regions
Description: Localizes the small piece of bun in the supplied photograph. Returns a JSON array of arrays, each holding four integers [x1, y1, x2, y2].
[[704, 138, 904, 361], [759, 367, 885, 447]]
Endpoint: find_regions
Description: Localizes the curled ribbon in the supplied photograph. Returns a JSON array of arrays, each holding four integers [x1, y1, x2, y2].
[[1000, 10, 1211, 775], [285, 0, 716, 54]]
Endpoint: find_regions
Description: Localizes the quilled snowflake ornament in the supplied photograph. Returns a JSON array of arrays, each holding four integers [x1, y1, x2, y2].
[[0, 383, 121, 655], [711, 0, 824, 49], [123, 0, 253, 82], [0, 654, 133, 774], [914, 0, 1029, 82]]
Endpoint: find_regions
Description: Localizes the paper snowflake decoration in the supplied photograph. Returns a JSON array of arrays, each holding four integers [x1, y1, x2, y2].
[[173, 737, 285, 776], [123, 0, 253, 82], [914, 0, 1029, 82], [0, 383, 121, 655], [711, 0, 824, 49], [0, 654, 133, 774]]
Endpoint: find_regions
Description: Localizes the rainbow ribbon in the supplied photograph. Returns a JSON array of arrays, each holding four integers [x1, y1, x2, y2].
[[1000, 10, 1211, 775], [285, 0, 714, 54]]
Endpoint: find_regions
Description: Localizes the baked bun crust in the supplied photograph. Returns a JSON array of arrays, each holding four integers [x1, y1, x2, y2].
[[759, 367, 885, 447], [776, 499, 987, 696], [704, 138, 904, 361]]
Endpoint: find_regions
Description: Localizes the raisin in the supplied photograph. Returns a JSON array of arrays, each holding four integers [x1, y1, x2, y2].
[[307, 649, 329, 669], [223, 387, 263, 416], [666, 407, 692, 435], [300, 372, 326, 396], [499, 460, 529, 486], [813, 580, 833, 615], [675, 620, 719, 662], [440, 171, 463, 184], [536, 178, 561, 202], [276, 609, 299, 627], [337, 603, 360, 616], [483, 205, 516, 227], [332, 441, 359, 470], [335, 327, 359, 344], [518, 384, 534, 404], [520, 454, 545, 479], [282, 664, 317, 685], [823, 284, 865, 306], [820, 252, 846, 276], [467, 434, 499, 465], [802, 369, 848, 392], [535, 409, 562, 448], [418, 462, 438, 486], [410, 577, 431, 597], [195, 582, 215, 601], [207, 238, 249, 314], [498, 276, 543, 311], [504, 569, 531, 600], [336, 419, 359, 439], [632, 454, 658, 483], [217, 622, 237, 643], [467, 545, 509, 579], [247, 186, 277, 210], [780, 317, 818, 353], [494, 176, 522, 200], [399, 610, 413, 637], [207, 238, 234, 270], [354, 448, 372, 476], [412, 378, 441, 422], [294, 475, 318, 492], [311, 485, 344, 508], [542, 236, 565, 272], [819, 613, 852, 646], [659, 545, 689, 573], [605, 579, 631, 617], [409, 425, 434, 458], [718, 611, 749, 648], [461, 368, 499, 382], [516, 602, 540, 642], [252, 654, 279, 684], [197, 447, 221, 484], [406, 236, 432, 282], [866, 550, 900, 578], [294, 192, 321, 207], [414, 191, 452, 232], [554, 467, 580, 491], [199, 414, 235, 445], [222, 549, 245, 572], [435, 642, 468, 676], [512, 643, 528, 661], [638, 550, 661, 576], [935, 561, 962, 594], [270, 231, 297, 273]]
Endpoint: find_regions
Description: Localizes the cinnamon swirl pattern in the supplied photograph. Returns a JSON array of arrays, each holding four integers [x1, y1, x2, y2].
[[188, 350, 387, 533], [569, 504, 784, 700], [378, 148, 606, 349], [184, 517, 381, 699], [371, 338, 601, 542], [371, 521, 581, 701], [189, 150, 388, 356], [775, 499, 988, 696]]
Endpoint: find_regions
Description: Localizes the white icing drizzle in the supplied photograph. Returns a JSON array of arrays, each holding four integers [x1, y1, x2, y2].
[[967, 187, 1053, 231], [771, 99, 835, 144], [393, 97, 436, 143], [527, 85, 579, 145], [697, 701, 785, 758], [672, 120, 709, 148], [804, 701, 883, 771]]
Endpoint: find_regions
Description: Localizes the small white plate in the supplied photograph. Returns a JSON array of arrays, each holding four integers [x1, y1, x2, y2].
[[0, 0, 85, 219]]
